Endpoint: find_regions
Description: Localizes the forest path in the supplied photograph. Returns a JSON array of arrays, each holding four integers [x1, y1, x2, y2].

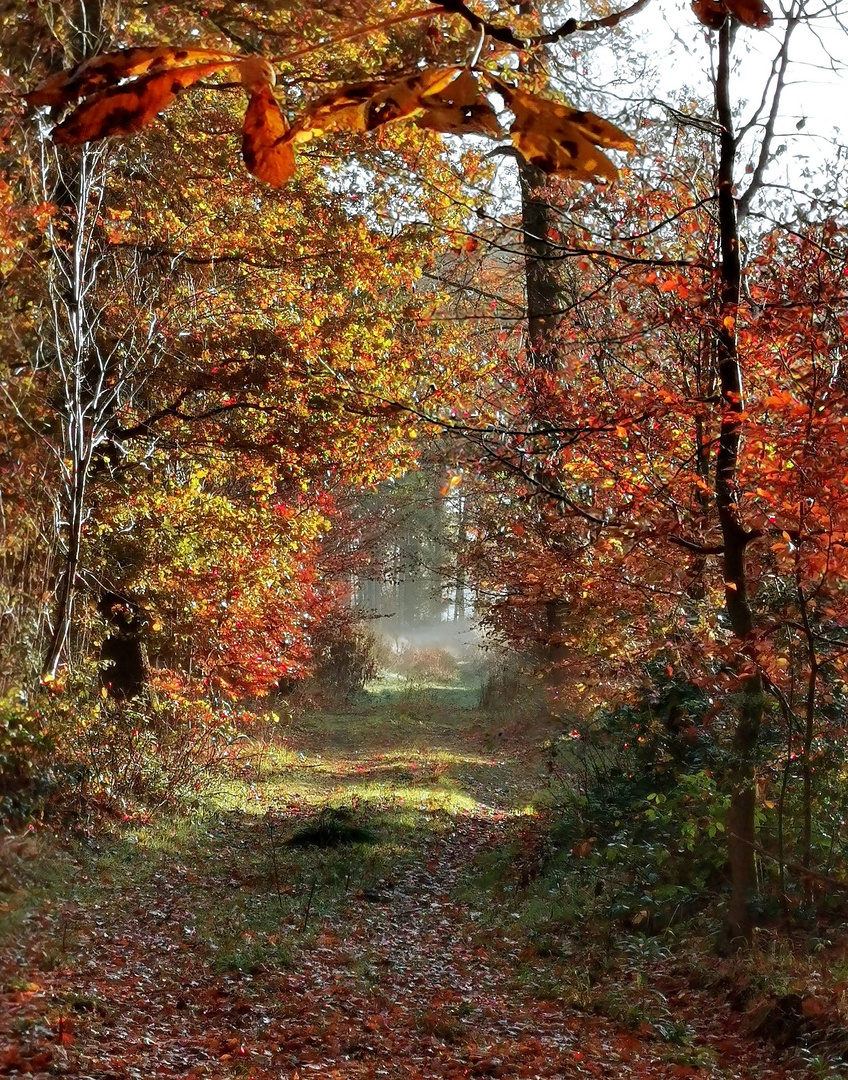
[[0, 694, 813, 1079]]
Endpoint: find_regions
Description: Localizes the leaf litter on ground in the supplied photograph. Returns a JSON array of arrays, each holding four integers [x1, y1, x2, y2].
[[0, 700, 839, 1079]]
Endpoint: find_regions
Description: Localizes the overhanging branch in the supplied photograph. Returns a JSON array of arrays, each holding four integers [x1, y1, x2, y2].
[[430, 0, 652, 47]]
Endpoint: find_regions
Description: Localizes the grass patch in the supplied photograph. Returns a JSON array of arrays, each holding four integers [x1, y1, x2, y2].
[[0, 690, 561, 1015]]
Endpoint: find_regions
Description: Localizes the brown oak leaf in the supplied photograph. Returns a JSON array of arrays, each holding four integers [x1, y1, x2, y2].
[[242, 82, 295, 187], [724, 0, 773, 27], [26, 46, 234, 108], [504, 85, 635, 184], [51, 62, 230, 143], [416, 69, 502, 137]]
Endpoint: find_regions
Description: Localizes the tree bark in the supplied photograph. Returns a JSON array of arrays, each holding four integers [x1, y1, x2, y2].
[[714, 19, 762, 944], [518, 158, 561, 373], [41, 0, 106, 679]]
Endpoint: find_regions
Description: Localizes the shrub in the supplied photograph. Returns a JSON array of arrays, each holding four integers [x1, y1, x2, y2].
[[0, 691, 58, 827], [306, 612, 379, 704], [533, 674, 730, 929]]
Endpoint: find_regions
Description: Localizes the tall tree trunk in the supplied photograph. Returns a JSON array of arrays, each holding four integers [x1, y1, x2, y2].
[[41, 0, 106, 679], [42, 145, 102, 678], [517, 156, 570, 674], [518, 158, 561, 374], [714, 19, 762, 943], [43, 480, 86, 679]]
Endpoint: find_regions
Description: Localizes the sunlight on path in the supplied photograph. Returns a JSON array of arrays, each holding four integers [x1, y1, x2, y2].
[[0, 701, 813, 1079]]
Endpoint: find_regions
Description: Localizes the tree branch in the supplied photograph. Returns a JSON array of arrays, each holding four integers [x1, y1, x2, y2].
[[667, 534, 724, 555], [737, 15, 798, 220], [430, 0, 651, 47]]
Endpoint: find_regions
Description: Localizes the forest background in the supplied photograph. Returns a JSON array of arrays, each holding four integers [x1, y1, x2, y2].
[[2, 0, 848, 964]]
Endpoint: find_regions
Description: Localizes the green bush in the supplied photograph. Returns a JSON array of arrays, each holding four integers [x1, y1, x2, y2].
[[531, 674, 732, 930], [0, 691, 59, 826]]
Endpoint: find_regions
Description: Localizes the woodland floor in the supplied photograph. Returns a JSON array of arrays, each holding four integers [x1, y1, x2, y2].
[[1, 684, 845, 1079]]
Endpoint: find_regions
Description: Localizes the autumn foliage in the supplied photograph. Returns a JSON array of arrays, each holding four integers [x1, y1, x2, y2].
[[25, 44, 636, 186], [2, 0, 848, 961]]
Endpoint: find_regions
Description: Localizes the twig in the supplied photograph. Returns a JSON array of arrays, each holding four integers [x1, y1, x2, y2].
[[429, 0, 651, 48], [728, 832, 848, 895], [266, 816, 284, 909], [264, 6, 446, 66], [301, 877, 318, 932]]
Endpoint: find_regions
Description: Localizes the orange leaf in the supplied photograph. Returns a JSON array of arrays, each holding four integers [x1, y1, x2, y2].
[[237, 56, 277, 92], [288, 82, 379, 144], [501, 85, 635, 184], [567, 109, 636, 151], [724, 0, 772, 26], [691, 0, 727, 29], [416, 70, 502, 137], [52, 62, 230, 143], [365, 66, 461, 129], [26, 46, 235, 107], [242, 83, 295, 187]]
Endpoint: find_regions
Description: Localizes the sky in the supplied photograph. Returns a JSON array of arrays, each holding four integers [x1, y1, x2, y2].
[[545, 0, 848, 200]]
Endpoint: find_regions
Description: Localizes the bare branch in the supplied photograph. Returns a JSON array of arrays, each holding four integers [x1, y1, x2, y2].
[[430, 0, 651, 47]]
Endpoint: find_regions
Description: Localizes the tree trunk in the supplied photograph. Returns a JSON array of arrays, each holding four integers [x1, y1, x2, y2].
[[40, 0, 106, 679], [714, 19, 762, 944], [518, 158, 561, 373], [98, 592, 150, 699], [42, 481, 85, 679]]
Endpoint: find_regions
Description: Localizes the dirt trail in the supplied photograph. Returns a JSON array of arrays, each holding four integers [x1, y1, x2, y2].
[[0, 703, 816, 1079]]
